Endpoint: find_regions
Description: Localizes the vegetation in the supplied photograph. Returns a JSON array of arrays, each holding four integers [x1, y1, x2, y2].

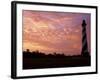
[[23, 49, 90, 69]]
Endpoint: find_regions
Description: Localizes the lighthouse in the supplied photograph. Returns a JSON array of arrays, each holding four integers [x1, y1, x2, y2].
[[81, 20, 89, 56]]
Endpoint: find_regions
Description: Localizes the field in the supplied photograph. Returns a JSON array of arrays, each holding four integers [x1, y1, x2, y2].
[[23, 51, 90, 69]]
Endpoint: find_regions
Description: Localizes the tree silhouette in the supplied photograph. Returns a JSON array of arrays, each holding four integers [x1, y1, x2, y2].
[[23, 49, 90, 69]]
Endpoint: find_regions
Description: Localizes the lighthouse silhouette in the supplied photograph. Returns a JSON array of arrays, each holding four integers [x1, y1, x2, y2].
[[81, 20, 89, 56]]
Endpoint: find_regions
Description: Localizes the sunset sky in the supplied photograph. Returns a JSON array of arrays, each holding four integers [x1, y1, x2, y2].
[[22, 10, 91, 55]]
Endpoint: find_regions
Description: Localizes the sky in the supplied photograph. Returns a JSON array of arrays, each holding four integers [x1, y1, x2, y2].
[[22, 10, 91, 55]]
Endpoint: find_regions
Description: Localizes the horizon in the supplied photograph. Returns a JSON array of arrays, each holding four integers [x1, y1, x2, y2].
[[23, 49, 90, 56]]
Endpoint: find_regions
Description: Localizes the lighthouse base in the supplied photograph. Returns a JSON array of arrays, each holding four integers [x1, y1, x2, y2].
[[81, 51, 90, 57]]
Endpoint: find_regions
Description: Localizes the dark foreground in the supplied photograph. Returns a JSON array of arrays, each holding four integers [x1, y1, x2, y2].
[[23, 52, 90, 69]]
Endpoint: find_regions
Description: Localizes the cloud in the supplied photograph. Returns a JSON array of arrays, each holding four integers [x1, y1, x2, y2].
[[22, 10, 90, 55]]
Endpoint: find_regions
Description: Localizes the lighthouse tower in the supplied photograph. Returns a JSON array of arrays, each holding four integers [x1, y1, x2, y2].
[[81, 20, 89, 56]]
